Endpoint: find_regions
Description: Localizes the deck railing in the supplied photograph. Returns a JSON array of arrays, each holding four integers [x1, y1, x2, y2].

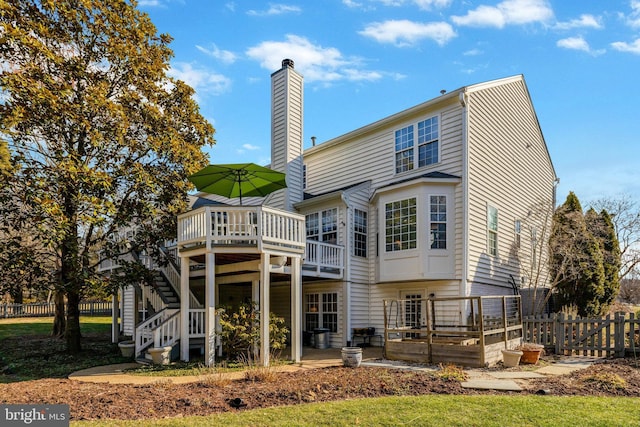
[[384, 295, 523, 346], [304, 240, 344, 277], [177, 206, 305, 253]]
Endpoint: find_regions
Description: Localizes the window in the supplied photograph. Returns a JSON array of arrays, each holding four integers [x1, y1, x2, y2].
[[385, 198, 417, 252], [394, 116, 439, 174], [418, 117, 439, 167], [306, 212, 319, 240], [305, 208, 338, 244], [353, 209, 367, 257], [322, 208, 337, 243], [514, 220, 522, 249], [395, 125, 414, 173], [487, 205, 498, 256], [322, 293, 338, 332], [305, 292, 338, 332], [429, 195, 446, 249], [305, 293, 320, 331]]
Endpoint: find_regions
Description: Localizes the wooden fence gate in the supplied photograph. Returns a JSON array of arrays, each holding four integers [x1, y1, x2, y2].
[[523, 312, 639, 357]]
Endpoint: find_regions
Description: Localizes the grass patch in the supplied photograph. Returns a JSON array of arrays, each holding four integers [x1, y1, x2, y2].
[[73, 394, 640, 427], [0, 316, 129, 383]]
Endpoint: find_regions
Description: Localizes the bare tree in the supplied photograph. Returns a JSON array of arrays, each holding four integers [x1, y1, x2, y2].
[[590, 195, 640, 281]]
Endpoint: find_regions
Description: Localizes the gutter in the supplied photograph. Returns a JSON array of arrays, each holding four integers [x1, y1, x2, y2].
[[341, 192, 352, 346], [460, 90, 470, 300]]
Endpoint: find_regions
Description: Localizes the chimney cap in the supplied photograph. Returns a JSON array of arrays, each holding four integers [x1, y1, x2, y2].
[[282, 58, 294, 69]]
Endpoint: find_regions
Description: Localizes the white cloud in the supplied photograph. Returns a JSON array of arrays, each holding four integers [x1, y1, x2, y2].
[[196, 44, 237, 64], [342, 0, 363, 7], [626, 0, 640, 28], [554, 14, 603, 30], [359, 20, 456, 47], [412, 0, 452, 9], [451, 0, 553, 28], [557, 36, 590, 52], [242, 143, 260, 151], [611, 38, 640, 54], [246, 35, 387, 84], [138, 0, 162, 6], [374, 0, 451, 8], [247, 4, 301, 16], [557, 36, 605, 55], [168, 62, 232, 97], [225, 2, 236, 12], [463, 48, 484, 56]]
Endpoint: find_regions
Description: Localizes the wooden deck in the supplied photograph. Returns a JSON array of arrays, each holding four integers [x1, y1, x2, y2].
[[383, 296, 523, 367]]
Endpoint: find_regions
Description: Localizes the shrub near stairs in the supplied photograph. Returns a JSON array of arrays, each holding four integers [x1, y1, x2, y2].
[[216, 302, 288, 362]]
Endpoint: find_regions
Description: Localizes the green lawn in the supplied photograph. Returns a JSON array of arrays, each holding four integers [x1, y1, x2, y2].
[[3, 318, 639, 426], [74, 395, 640, 427], [0, 316, 128, 382]]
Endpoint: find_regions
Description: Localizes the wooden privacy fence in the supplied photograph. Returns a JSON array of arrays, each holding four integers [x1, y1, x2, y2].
[[1, 301, 113, 318], [523, 312, 640, 357]]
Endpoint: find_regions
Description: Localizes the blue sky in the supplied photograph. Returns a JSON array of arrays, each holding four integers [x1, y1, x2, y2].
[[138, 0, 640, 206]]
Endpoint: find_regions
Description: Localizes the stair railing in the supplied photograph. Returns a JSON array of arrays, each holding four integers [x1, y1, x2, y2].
[[153, 310, 181, 349], [156, 245, 203, 309], [135, 308, 178, 357]]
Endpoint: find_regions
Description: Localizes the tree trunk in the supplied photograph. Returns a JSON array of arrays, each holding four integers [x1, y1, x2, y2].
[[65, 290, 82, 353], [52, 290, 66, 337]]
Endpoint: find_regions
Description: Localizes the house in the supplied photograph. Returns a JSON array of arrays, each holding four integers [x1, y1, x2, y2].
[[106, 59, 557, 366]]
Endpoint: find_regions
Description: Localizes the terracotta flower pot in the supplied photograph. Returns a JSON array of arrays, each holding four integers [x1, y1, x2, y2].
[[520, 348, 542, 364]]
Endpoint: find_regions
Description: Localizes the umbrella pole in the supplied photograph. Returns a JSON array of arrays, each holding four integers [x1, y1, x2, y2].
[[237, 170, 243, 205]]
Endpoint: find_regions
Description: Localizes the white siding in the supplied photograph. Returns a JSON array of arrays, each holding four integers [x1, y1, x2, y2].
[[466, 77, 555, 296], [268, 63, 304, 211], [122, 285, 136, 337], [304, 98, 464, 194]]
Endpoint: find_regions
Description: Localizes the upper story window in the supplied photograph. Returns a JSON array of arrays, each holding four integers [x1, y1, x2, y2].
[[354, 209, 367, 257], [487, 205, 498, 257], [395, 126, 414, 173], [385, 198, 417, 252], [306, 208, 338, 244], [418, 117, 439, 167], [514, 219, 522, 249], [429, 195, 447, 249], [394, 116, 439, 174]]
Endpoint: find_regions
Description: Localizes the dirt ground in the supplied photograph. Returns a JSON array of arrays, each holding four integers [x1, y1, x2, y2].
[[1, 357, 639, 421]]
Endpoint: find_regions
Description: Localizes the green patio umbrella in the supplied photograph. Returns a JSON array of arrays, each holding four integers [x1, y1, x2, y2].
[[188, 163, 287, 205]]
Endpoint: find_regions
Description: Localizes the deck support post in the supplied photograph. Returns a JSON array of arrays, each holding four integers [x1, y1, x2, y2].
[[180, 254, 190, 361], [259, 252, 270, 367], [290, 255, 302, 362], [204, 251, 216, 366], [111, 292, 119, 343]]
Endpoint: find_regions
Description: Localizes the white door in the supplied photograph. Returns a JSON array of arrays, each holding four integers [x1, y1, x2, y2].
[[400, 291, 425, 338]]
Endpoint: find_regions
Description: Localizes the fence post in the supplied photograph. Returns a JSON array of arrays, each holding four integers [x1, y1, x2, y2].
[[554, 312, 563, 355], [614, 312, 626, 358]]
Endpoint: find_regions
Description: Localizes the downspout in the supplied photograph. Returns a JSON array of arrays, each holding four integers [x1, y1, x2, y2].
[[341, 193, 352, 346], [460, 90, 470, 303]]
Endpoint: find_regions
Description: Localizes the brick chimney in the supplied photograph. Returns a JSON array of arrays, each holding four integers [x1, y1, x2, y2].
[[268, 59, 304, 212]]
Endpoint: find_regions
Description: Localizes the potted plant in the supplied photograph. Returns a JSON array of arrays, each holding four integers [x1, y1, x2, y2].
[[117, 340, 135, 358], [518, 342, 544, 364], [501, 348, 523, 367]]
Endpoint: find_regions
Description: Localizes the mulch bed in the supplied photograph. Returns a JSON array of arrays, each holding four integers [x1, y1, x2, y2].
[[1, 358, 639, 421]]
